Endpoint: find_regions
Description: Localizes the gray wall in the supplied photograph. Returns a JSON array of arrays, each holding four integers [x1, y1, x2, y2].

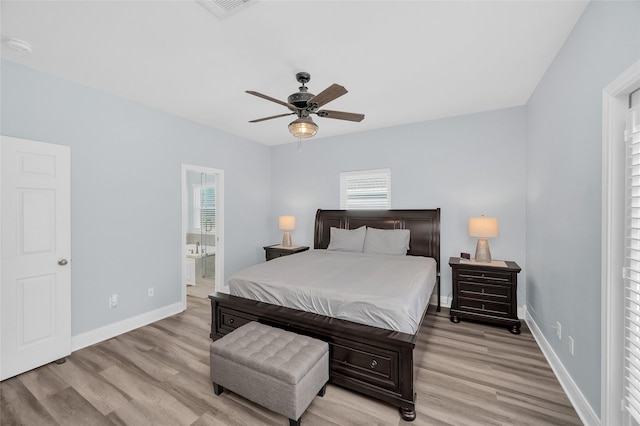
[[1, 59, 271, 336], [526, 0, 640, 416], [270, 106, 527, 304]]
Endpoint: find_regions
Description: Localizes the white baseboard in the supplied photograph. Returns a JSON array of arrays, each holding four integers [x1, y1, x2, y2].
[[71, 302, 184, 352], [430, 294, 452, 308], [524, 308, 600, 426]]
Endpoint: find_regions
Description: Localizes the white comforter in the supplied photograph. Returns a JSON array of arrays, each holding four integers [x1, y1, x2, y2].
[[228, 249, 437, 334]]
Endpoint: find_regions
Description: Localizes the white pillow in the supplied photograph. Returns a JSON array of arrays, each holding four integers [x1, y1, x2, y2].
[[327, 226, 366, 252], [363, 227, 410, 255]]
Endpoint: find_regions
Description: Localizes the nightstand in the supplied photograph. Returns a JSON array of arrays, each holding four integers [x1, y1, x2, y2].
[[449, 257, 522, 334], [263, 245, 309, 261]]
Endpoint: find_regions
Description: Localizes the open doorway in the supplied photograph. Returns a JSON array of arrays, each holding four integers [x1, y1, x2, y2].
[[181, 164, 224, 307]]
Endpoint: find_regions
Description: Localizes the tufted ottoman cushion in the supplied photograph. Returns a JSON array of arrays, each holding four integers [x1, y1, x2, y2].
[[210, 322, 329, 426]]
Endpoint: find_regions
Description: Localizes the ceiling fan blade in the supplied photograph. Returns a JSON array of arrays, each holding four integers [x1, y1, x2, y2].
[[308, 84, 348, 108], [316, 110, 365, 122], [249, 112, 295, 123], [246, 90, 297, 111]]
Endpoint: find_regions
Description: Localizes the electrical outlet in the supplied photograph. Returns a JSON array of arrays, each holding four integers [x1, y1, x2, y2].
[[556, 321, 562, 340], [109, 294, 118, 309], [569, 336, 574, 355], [147, 288, 154, 297]]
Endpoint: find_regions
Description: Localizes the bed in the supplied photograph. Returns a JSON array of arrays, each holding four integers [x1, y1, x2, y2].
[[209, 208, 440, 421]]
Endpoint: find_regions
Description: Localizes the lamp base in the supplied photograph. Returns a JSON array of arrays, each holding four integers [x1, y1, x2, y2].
[[282, 230, 292, 247], [474, 238, 492, 263]]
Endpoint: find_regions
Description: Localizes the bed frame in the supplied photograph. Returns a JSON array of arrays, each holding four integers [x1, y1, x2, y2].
[[209, 208, 440, 421]]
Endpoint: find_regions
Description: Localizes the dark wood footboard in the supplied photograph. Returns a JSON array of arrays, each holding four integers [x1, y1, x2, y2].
[[209, 292, 430, 421]]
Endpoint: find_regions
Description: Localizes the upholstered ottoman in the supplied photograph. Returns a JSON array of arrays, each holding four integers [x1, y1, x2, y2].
[[210, 322, 329, 426]]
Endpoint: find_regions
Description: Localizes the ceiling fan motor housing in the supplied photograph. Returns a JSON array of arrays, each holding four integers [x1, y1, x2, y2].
[[288, 90, 315, 110], [288, 72, 317, 111]]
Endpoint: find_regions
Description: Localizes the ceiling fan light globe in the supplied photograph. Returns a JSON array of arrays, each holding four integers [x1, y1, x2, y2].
[[288, 117, 318, 139]]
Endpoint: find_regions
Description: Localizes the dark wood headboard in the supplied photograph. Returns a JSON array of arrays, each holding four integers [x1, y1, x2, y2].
[[313, 209, 441, 273]]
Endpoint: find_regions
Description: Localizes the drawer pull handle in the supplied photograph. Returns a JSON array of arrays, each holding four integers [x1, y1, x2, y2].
[[482, 304, 485, 310], [371, 359, 377, 368], [228, 318, 234, 324], [481, 288, 485, 293]]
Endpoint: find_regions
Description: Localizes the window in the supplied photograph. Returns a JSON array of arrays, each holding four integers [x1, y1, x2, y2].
[[624, 102, 640, 424], [193, 185, 216, 231], [340, 168, 391, 209]]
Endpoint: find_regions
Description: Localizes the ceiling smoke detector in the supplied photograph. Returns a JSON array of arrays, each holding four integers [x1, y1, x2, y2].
[[197, 0, 255, 19], [6, 37, 32, 54]]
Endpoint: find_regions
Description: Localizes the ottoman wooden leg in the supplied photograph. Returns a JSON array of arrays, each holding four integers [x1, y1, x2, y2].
[[289, 418, 301, 426], [213, 382, 224, 395], [317, 384, 326, 397]]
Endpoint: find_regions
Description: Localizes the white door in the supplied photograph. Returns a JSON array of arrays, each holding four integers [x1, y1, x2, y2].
[[1, 136, 71, 381]]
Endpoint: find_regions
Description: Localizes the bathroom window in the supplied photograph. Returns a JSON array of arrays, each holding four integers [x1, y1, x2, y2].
[[193, 185, 216, 231]]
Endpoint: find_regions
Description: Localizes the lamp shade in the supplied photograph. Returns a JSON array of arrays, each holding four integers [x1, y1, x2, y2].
[[279, 215, 296, 230], [468, 216, 498, 238], [288, 117, 318, 139]]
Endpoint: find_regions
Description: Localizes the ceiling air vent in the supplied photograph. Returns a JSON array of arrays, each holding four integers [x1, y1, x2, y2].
[[197, 0, 255, 19]]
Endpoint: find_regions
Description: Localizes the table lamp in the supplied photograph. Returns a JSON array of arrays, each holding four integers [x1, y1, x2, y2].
[[468, 216, 498, 263], [279, 215, 296, 247]]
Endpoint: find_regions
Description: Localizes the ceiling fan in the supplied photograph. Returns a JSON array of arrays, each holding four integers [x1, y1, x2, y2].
[[246, 72, 365, 139]]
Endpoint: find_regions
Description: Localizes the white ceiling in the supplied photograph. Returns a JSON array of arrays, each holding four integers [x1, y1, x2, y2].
[[0, 0, 588, 146]]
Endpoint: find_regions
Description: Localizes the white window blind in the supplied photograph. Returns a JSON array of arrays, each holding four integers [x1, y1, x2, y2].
[[193, 186, 216, 231], [625, 104, 640, 423], [340, 168, 391, 209]]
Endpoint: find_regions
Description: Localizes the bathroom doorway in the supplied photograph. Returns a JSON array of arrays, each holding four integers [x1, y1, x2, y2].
[[181, 165, 224, 306]]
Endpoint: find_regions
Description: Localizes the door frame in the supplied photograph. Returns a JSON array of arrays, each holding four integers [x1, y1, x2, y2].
[[602, 58, 640, 426], [181, 164, 224, 309]]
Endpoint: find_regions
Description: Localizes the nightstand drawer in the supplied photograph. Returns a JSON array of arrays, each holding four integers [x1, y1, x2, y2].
[[458, 297, 511, 317], [459, 282, 510, 300], [266, 251, 286, 261], [263, 245, 309, 261], [457, 268, 511, 283]]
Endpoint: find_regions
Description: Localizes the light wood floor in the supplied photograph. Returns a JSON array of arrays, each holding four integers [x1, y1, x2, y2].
[[1, 296, 582, 425], [186, 283, 215, 299]]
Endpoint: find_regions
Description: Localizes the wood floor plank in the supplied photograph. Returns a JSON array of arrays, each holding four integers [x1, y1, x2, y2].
[[100, 364, 199, 426], [40, 387, 114, 426], [48, 355, 131, 415], [0, 376, 60, 425], [71, 344, 125, 372], [190, 411, 237, 426], [107, 397, 194, 426], [98, 337, 180, 382], [303, 383, 400, 426], [0, 297, 583, 425], [18, 362, 69, 401], [495, 390, 582, 425]]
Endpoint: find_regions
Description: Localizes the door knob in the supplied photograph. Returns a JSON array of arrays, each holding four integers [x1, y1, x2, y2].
[[58, 259, 68, 266]]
